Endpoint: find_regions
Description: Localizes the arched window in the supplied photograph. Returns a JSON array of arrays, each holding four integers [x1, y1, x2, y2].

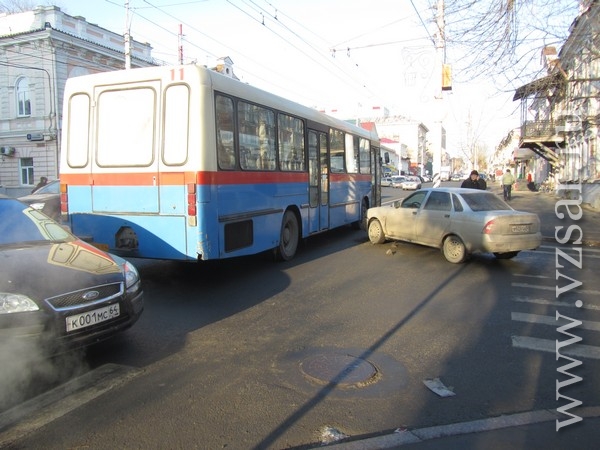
[[16, 77, 31, 117]]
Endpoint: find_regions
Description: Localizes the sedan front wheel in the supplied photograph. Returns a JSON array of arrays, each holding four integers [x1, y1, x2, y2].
[[442, 234, 467, 263], [368, 219, 386, 244]]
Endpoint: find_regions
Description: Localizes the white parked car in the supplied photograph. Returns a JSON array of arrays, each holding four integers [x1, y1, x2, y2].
[[390, 176, 406, 188], [366, 187, 542, 263], [399, 176, 422, 190], [381, 177, 394, 187]]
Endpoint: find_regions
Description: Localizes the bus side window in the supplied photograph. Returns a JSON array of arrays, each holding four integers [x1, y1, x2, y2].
[[330, 129, 345, 173], [239, 102, 275, 171], [359, 138, 371, 174], [215, 94, 236, 169], [278, 114, 305, 171]]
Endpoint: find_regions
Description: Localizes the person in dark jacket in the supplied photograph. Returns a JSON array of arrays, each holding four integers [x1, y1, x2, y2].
[[461, 170, 487, 190], [32, 176, 48, 193]]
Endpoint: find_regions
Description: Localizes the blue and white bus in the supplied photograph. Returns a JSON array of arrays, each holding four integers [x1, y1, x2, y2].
[[59, 65, 381, 261]]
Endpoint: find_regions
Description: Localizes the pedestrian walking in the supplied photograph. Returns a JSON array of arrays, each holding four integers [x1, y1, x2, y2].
[[502, 169, 515, 200], [461, 170, 486, 190]]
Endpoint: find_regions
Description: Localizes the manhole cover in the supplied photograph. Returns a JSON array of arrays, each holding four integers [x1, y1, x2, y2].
[[299, 353, 379, 388]]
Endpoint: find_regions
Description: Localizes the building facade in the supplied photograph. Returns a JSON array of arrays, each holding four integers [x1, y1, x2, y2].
[[0, 5, 156, 196], [513, 0, 599, 204]]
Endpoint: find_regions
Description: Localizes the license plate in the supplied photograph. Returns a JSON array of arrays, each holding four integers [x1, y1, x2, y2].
[[511, 224, 530, 233], [66, 304, 120, 332]]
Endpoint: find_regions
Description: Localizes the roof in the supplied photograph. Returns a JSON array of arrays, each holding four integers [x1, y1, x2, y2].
[[513, 72, 565, 101]]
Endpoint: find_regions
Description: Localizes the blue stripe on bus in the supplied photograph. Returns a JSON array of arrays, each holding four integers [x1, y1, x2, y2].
[[67, 180, 373, 260]]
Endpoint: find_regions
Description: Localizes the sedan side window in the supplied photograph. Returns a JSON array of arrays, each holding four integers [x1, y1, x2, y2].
[[451, 194, 464, 212], [401, 191, 427, 209], [423, 191, 451, 211]]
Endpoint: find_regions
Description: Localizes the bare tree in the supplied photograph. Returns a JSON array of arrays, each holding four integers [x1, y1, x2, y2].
[[443, 0, 582, 90], [0, 0, 37, 14]]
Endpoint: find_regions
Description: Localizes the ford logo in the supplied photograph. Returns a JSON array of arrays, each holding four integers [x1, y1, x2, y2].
[[82, 291, 100, 301]]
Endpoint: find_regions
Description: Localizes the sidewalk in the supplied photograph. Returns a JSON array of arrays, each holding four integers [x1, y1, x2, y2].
[[492, 182, 600, 247]]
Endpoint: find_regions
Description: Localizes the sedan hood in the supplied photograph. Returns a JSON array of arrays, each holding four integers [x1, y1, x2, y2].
[[0, 239, 123, 301]]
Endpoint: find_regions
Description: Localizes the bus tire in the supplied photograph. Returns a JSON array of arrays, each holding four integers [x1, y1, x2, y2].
[[352, 198, 369, 230], [275, 210, 299, 261]]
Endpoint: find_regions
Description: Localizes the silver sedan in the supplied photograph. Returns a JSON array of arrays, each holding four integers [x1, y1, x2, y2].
[[366, 187, 542, 263]]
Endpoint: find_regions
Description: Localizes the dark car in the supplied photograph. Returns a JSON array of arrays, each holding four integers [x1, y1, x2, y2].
[[17, 179, 61, 221], [0, 195, 143, 353]]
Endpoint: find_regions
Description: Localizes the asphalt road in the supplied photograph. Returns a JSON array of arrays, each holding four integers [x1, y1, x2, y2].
[[1, 184, 599, 449]]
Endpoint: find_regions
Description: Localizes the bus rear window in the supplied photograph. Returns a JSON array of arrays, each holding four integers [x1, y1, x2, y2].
[[66, 93, 90, 168], [96, 87, 155, 167]]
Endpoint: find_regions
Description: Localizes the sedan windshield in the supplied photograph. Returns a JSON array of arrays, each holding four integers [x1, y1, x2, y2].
[[461, 192, 512, 211], [0, 199, 72, 245]]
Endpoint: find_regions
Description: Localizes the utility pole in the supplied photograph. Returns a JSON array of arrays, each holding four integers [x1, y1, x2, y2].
[[431, 0, 445, 184], [124, 0, 131, 69], [178, 24, 184, 65]]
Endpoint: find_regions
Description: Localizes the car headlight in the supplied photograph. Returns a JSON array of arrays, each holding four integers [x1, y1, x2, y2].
[[0, 293, 40, 314], [123, 260, 141, 291]]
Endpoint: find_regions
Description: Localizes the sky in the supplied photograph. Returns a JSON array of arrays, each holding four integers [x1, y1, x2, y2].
[[50, 0, 569, 159]]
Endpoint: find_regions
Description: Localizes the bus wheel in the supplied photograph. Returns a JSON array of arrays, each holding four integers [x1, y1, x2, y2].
[[275, 210, 299, 261], [352, 198, 368, 230]]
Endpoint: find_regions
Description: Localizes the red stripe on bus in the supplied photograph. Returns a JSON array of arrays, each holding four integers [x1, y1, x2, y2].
[[330, 173, 372, 182], [201, 171, 308, 185], [60, 171, 310, 186]]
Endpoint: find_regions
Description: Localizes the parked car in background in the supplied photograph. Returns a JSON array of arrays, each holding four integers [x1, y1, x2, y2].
[[17, 179, 61, 221], [381, 176, 394, 187], [0, 195, 144, 353], [366, 187, 541, 263], [399, 176, 422, 190], [451, 173, 463, 181], [390, 176, 406, 188]]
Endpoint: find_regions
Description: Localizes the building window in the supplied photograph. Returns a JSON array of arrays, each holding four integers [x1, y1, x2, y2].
[[16, 77, 31, 117], [20, 157, 34, 185]]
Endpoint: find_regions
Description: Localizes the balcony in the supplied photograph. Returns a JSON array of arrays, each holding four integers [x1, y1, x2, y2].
[[519, 120, 565, 147], [518, 120, 565, 166]]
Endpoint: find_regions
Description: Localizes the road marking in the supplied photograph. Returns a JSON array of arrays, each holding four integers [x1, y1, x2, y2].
[[511, 312, 600, 332], [539, 244, 600, 254], [511, 336, 600, 360], [512, 282, 600, 296], [513, 273, 551, 279], [0, 364, 140, 447], [533, 249, 600, 259], [512, 295, 600, 310]]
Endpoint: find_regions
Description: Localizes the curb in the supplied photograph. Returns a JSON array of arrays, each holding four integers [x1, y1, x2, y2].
[[319, 406, 600, 449]]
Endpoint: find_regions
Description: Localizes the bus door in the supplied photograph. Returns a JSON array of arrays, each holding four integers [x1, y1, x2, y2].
[[91, 82, 161, 214], [371, 145, 382, 207], [308, 130, 329, 233]]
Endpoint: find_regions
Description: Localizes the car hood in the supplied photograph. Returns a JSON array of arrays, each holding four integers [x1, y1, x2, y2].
[[0, 239, 124, 301]]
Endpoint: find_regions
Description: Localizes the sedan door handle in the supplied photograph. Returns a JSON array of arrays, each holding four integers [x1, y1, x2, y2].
[[444, 214, 450, 218]]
